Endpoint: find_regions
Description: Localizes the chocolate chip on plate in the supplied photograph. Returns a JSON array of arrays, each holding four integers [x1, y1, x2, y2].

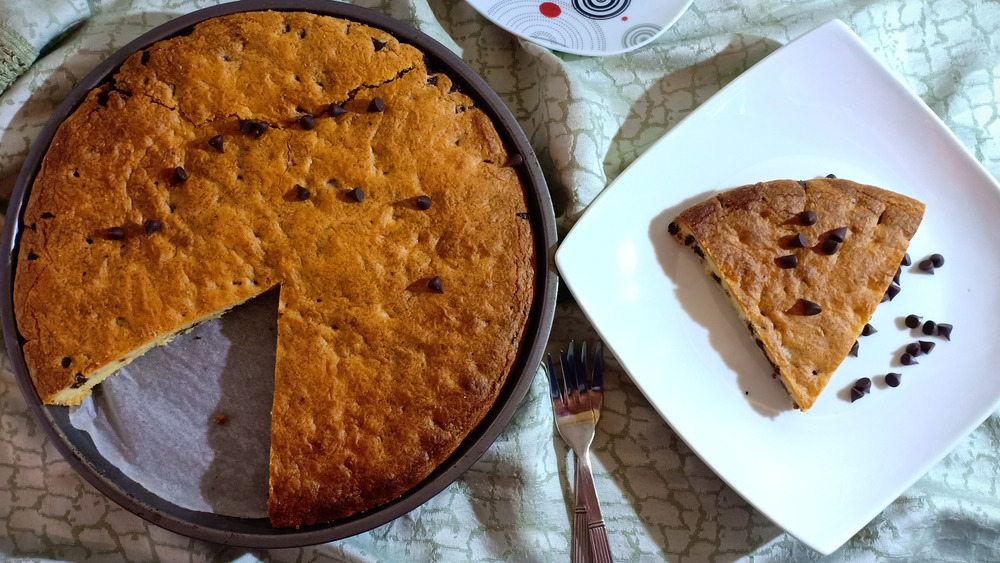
[[919, 340, 936, 354], [922, 320, 937, 335], [505, 153, 524, 168], [799, 210, 818, 226], [850, 386, 865, 402], [329, 103, 347, 117], [862, 323, 877, 336], [173, 166, 188, 186], [777, 254, 798, 269], [416, 195, 432, 210], [668, 222, 679, 235], [855, 377, 872, 394], [901, 353, 918, 365], [906, 342, 921, 356], [885, 372, 901, 387], [893, 267, 901, 285], [368, 97, 386, 113], [936, 323, 953, 341], [108, 226, 125, 240], [828, 227, 848, 243], [300, 115, 317, 130], [428, 276, 444, 293], [295, 185, 311, 201], [929, 253, 945, 268], [918, 259, 935, 273], [208, 135, 225, 153], [822, 239, 839, 255], [901, 252, 911, 266], [801, 299, 822, 316], [788, 233, 808, 248], [144, 219, 161, 236], [849, 340, 859, 357], [885, 283, 901, 301], [348, 187, 365, 202], [684, 235, 695, 246], [905, 314, 922, 329]]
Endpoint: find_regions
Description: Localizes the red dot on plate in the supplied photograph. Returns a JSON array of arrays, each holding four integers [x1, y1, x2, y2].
[[622, 16, 628, 21], [539, 2, 561, 18]]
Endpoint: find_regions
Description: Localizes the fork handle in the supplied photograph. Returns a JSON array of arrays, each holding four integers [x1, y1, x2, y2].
[[573, 457, 588, 563], [587, 521, 613, 563]]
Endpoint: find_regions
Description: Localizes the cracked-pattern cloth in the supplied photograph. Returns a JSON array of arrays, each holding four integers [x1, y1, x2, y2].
[[2, 0, 1000, 561]]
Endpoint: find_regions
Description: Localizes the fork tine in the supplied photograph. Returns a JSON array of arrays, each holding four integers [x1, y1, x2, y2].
[[592, 341, 604, 392], [560, 347, 576, 402], [577, 341, 589, 392], [545, 353, 562, 402]]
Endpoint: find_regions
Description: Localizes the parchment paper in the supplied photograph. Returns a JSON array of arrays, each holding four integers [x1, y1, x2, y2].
[[68, 290, 280, 518]]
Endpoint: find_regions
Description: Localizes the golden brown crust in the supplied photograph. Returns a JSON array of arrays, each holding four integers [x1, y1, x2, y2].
[[14, 11, 535, 526], [672, 178, 924, 411]]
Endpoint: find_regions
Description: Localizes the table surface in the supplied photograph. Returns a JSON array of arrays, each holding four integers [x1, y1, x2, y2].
[[1, 0, 999, 561]]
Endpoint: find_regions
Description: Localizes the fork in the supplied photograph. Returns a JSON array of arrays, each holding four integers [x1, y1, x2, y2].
[[546, 341, 613, 563]]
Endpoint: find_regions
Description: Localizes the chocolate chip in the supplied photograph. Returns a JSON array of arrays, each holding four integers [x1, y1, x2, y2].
[[929, 253, 945, 268], [668, 222, 679, 235], [893, 267, 901, 285], [826, 174, 837, 179], [684, 235, 695, 246], [905, 314, 922, 329], [97, 91, 110, 107], [799, 210, 817, 225], [788, 233, 808, 248], [27, 252, 38, 261], [144, 219, 161, 235], [855, 377, 872, 393], [918, 259, 935, 273], [777, 254, 798, 268], [862, 324, 877, 336], [300, 115, 317, 130], [936, 323, 953, 340], [505, 154, 524, 168], [71, 372, 86, 389], [822, 239, 839, 255], [329, 103, 347, 117], [515, 212, 529, 219], [416, 195, 432, 210], [173, 166, 188, 185], [692, 246, 704, 258], [712, 274, 722, 284], [849, 340, 859, 356], [427, 76, 439, 87], [348, 187, 365, 202], [62, 357, 71, 368], [906, 342, 921, 356], [208, 135, 225, 153], [885, 283, 900, 301], [797, 180, 807, 189], [40, 212, 55, 219], [108, 227, 125, 241], [828, 227, 848, 243], [801, 299, 822, 316], [239, 119, 269, 138], [850, 386, 865, 402], [919, 340, 936, 354], [368, 97, 386, 113], [901, 353, 918, 365], [140, 50, 150, 65], [428, 276, 444, 293], [373, 38, 387, 51], [922, 320, 937, 335], [901, 253, 911, 266], [295, 185, 311, 201], [885, 372, 901, 387]]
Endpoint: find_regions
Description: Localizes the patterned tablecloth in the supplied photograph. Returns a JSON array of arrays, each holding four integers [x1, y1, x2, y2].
[[2, 0, 1000, 560]]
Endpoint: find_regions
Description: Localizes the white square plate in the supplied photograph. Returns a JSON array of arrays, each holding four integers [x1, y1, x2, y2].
[[556, 20, 1000, 555]]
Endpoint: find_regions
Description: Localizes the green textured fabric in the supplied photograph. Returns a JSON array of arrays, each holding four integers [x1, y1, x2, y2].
[[1, 1, 1000, 561], [0, 24, 37, 95]]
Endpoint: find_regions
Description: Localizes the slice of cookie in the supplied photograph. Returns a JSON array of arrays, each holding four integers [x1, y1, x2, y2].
[[669, 178, 924, 411]]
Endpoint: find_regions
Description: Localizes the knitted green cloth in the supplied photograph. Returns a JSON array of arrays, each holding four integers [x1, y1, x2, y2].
[[0, 23, 36, 94]]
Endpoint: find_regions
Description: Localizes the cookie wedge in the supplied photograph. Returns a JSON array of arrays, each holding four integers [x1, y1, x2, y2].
[[670, 178, 924, 411]]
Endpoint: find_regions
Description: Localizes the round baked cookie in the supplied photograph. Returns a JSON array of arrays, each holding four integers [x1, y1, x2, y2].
[[14, 11, 536, 527]]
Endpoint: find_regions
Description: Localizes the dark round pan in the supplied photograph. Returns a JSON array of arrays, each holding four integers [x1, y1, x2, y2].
[[0, 0, 557, 548]]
